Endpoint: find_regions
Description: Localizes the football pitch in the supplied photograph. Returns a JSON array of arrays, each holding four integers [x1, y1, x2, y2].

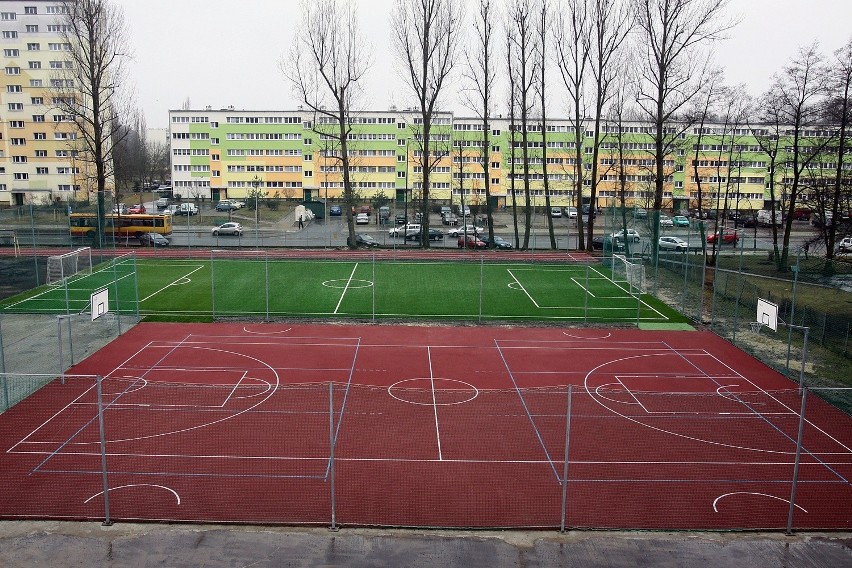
[[0, 256, 687, 324]]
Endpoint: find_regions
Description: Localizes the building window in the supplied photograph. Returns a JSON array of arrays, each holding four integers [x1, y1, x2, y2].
[[14, 173, 29, 180], [304, 170, 313, 177], [27, 42, 39, 50], [31, 96, 42, 104], [36, 167, 48, 175], [1, 12, 16, 20], [7, 103, 23, 111], [304, 138, 312, 145], [26, 25, 38, 33], [6, 66, 21, 75], [25, 7, 37, 15], [35, 150, 47, 157], [3, 31, 18, 39], [9, 121, 24, 128], [12, 156, 27, 163], [34, 132, 46, 140], [11, 138, 26, 145], [3, 48, 19, 57], [32, 115, 44, 122], [28, 61, 41, 69], [49, 60, 63, 69], [29, 79, 42, 87], [6, 84, 21, 93]]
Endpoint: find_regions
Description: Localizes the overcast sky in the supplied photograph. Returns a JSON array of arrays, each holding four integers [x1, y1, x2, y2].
[[114, 0, 852, 129]]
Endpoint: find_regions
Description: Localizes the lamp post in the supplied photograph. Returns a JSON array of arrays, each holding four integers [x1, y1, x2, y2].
[[252, 175, 261, 248]]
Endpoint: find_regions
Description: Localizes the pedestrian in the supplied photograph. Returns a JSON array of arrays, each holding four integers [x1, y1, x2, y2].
[[803, 241, 809, 259], [298, 214, 304, 229]]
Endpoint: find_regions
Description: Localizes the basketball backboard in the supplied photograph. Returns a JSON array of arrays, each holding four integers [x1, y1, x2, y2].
[[756, 298, 778, 332]]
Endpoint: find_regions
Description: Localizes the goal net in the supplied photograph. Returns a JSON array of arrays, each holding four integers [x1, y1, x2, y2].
[[46, 247, 93, 285], [611, 254, 646, 294]]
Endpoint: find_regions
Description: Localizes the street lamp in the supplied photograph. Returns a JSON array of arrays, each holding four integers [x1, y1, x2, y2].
[[252, 175, 261, 248]]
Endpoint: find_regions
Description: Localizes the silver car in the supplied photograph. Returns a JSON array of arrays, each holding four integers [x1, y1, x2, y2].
[[658, 236, 688, 251], [212, 222, 243, 236]]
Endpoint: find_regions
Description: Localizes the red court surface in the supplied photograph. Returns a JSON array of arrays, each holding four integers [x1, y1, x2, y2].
[[1, 322, 850, 530]]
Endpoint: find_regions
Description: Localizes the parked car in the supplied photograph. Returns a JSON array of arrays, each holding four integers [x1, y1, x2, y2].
[[212, 222, 243, 236], [564, 206, 578, 219], [359, 205, 372, 216], [635, 208, 648, 219], [440, 206, 452, 218], [127, 203, 146, 214], [406, 228, 444, 241], [395, 213, 407, 225], [231, 200, 246, 209], [138, 233, 169, 247], [172, 203, 198, 216], [837, 237, 852, 254], [550, 207, 562, 218], [611, 228, 641, 242], [658, 236, 689, 251], [442, 213, 460, 226], [216, 200, 239, 212], [112, 204, 128, 215], [388, 223, 420, 238], [658, 215, 673, 228], [154, 197, 169, 210], [740, 215, 756, 228], [348, 233, 379, 247], [329, 205, 342, 216], [378, 206, 390, 222], [479, 235, 513, 249], [355, 212, 370, 225], [592, 236, 624, 252], [707, 229, 739, 244], [446, 224, 485, 237], [458, 234, 486, 249], [672, 215, 690, 227], [458, 206, 472, 217]]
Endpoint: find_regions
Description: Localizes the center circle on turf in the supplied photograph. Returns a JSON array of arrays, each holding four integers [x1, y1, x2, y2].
[[388, 378, 479, 405], [322, 279, 374, 289]]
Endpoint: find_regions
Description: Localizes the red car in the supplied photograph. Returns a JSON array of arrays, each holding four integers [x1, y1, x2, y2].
[[127, 203, 146, 214], [707, 230, 739, 244], [458, 234, 486, 249]]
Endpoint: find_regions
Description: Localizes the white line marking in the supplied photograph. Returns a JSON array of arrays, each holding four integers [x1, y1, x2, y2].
[[334, 263, 359, 314], [428, 346, 443, 461], [140, 265, 205, 302], [713, 492, 807, 514], [84, 484, 181, 505], [506, 269, 540, 308]]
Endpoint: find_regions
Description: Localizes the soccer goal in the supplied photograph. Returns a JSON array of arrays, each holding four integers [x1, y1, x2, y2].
[[46, 247, 93, 285], [611, 254, 646, 294]]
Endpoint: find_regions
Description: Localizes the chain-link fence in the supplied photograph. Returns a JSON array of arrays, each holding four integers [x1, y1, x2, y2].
[[1, 379, 848, 531]]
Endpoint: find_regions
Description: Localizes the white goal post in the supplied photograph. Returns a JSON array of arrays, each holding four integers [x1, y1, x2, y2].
[[46, 247, 93, 285], [611, 254, 646, 294]]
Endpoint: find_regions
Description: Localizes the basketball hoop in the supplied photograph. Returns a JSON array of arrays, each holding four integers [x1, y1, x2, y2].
[[749, 321, 764, 334]]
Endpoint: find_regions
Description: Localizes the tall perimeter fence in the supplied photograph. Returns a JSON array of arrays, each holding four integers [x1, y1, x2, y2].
[[0, 378, 848, 531]]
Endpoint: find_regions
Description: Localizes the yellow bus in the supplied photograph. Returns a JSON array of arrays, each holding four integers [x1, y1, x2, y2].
[[69, 213, 173, 238]]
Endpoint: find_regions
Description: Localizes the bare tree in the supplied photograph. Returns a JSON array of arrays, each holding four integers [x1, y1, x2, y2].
[[586, 0, 631, 250], [536, 1, 556, 249], [461, 0, 498, 247], [823, 37, 852, 260], [506, 21, 522, 247], [768, 43, 834, 270], [507, 0, 539, 249], [632, 0, 734, 260], [554, 0, 590, 250], [53, 0, 132, 247], [286, 0, 372, 248], [391, 0, 463, 248]]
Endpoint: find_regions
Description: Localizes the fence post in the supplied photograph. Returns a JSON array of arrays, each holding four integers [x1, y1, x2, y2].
[[96, 375, 113, 526], [786, 387, 807, 535], [210, 251, 216, 318], [0, 315, 6, 376], [372, 252, 376, 323], [133, 253, 140, 319], [786, 251, 801, 371], [111, 257, 123, 336], [479, 256, 484, 323], [560, 385, 573, 533], [57, 316, 64, 384], [329, 382, 338, 531], [265, 251, 270, 321], [584, 266, 589, 323]]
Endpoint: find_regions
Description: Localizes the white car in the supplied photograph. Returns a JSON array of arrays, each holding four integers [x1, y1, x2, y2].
[[355, 212, 369, 225], [659, 215, 674, 227], [446, 224, 485, 237], [611, 228, 641, 242], [550, 207, 562, 218], [838, 237, 852, 254], [388, 223, 420, 238], [658, 236, 689, 251], [212, 222, 243, 236], [564, 206, 578, 219]]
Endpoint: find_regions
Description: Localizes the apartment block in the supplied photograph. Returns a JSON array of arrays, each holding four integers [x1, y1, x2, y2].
[[171, 106, 847, 213], [0, 1, 86, 207]]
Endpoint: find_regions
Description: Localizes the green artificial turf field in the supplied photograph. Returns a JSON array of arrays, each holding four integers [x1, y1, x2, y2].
[[0, 257, 688, 324]]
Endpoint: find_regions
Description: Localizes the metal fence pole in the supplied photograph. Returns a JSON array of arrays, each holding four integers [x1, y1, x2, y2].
[[265, 251, 270, 320], [111, 257, 123, 336], [96, 375, 113, 526], [584, 266, 589, 323], [786, 387, 807, 536], [0, 316, 7, 376], [786, 251, 801, 371], [57, 316, 64, 384], [210, 251, 216, 318], [329, 382, 338, 531], [478, 256, 484, 323], [560, 385, 573, 533], [133, 252, 140, 318], [372, 252, 376, 322]]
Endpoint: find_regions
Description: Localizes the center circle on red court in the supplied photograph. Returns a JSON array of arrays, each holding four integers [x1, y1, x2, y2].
[[388, 378, 479, 406]]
